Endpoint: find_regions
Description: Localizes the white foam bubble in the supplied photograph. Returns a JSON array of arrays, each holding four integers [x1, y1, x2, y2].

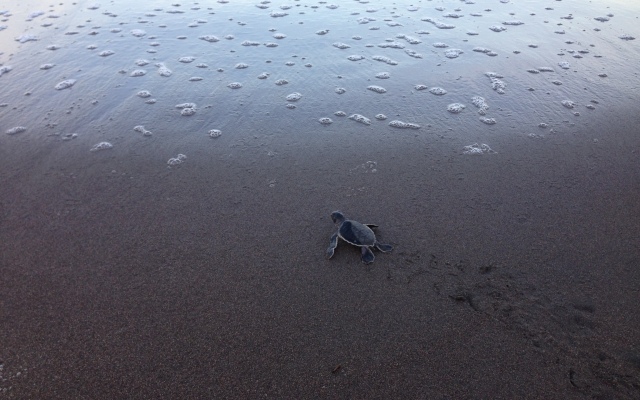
[[349, 114, 371, 125], [98, 50, 114, 57], [558, 61, 570, 69], [444, 49, 464, 58], [372, 55, 398, 65], [375, 114, 387, 120], [90, 142, 113, 152], [463, 143, 495, 155], [55, 79, 76, 90], [274, 79, 288, 85], [130, 70, 146, 77], [199, 35, 219, 42], [429, 87, 447, 95], [286, 92, 302, 101], [131, 29, 146, 37], [258, 72, 270, 79], [333, 42, 350, 49], [334, 111, 347, 117], [367, 85, 387, 93], [0, 66, 12, 77], [561, 100, 575, 109], [167, 154, 187, 166], [480, 117, 496, 125], [178, 56, 195, 63], [471, 96, 489, 115], [447, 103, 466, 113], [347, 55, 365, 61], [227, 82, 242, 89], [39, 64, 55, 70], [375, 72, 390, 79], [156, 63, 172, 77], [6, 126, 26, 135], [335, 87, 346, 94], [318, 118, 333, 125], [209, 129, 222, 138], [235, 63, 249, 69], [389, 120, 420, 129], [189, 77, 203, 81]]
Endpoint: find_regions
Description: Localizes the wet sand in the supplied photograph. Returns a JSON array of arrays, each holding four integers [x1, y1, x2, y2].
[[1, 0, 640, 398]]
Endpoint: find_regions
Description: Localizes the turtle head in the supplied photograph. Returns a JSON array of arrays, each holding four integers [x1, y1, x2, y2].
[[331, 211, 345, 224]]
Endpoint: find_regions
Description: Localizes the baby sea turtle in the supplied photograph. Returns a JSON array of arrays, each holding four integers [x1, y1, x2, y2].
[[327, 211, 393, 264]]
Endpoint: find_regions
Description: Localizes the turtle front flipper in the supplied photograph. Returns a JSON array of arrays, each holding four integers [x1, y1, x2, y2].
[[365, 224, 378, 229], [327, 232, 339, 259], [361, 246, 375, 264], [375, 242, 393, 253]]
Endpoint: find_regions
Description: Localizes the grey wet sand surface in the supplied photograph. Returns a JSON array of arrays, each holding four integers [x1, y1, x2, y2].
[[1, 0, 640, 398]]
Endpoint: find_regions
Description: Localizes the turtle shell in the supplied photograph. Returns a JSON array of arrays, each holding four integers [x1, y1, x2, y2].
[[338, 220, 376, 247]]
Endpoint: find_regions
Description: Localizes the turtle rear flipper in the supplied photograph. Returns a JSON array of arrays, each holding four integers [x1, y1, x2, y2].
[[361, 246, 375, 264], [375, 242, 393, 253], [365, 224, 379, 229], [327, 232, 339, 259]]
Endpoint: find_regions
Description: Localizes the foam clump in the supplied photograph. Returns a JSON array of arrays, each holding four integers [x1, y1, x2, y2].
[[480, 117, 496, 125], [367, 85, 387, 93], [415, 85, 428, 90], [444, 49, 464, 58], [179, 56, 195, 63], [447, 103, 466, 113], [349, 114, 371, 125], [270, 11, 288, 17], [156, 63, 172, 77], [471, 96, 489, 115], [40, 64, 55, 70], [55, 79, 76, 90], [376, 72, 390, 79], [463, 143, 495, 155], [318, 118, 333, 125], [274, 79, 288, 85], [619, 34, 635, 41], [227, 82, 243, 89], [389, 120, 420, 129], [561, 100, 575, 109], [131, 29, 146, 37], [99, 50, 114, 57], [429, 87, 447, 95], [405, 49, 423, 58], [335, 87, 346, 94], [241, 40, 260, 46], [0, 66, 13, 76], [558, 61, 570, 69], [333, 42, 350, 49], [372, 55, 398, 65], [90, 142, 113, 152], [375, 114, 387, 120], [257, 72, 270, 79], [199, 35, 219, 42], [130, 70, 146, 77], [334, 111, 347, 117], [347, 55, 365, 61], [167, 154, 187, 166], [286, 92, 302, 101], [6, 126, 27, 135], [433, 42, 449, 48], [136, 59, 150, 66], [486, 72, 506, 94], [133, 125, 152, 136], [489, 25, 506, 32], [209, 129, 222, 138], [235, 63, 249, 69], [15, 35, 38, 43]]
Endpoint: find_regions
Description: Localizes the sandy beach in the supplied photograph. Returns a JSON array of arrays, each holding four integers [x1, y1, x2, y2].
[[1, 0, 639, 398]]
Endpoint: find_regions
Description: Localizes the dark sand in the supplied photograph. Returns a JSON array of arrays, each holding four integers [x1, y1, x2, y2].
[[1, 0, 640, 398], [2, 105, 639, 398]]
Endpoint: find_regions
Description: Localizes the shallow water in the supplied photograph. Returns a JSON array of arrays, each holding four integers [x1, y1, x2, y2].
[[1, 0, 639, 159]]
